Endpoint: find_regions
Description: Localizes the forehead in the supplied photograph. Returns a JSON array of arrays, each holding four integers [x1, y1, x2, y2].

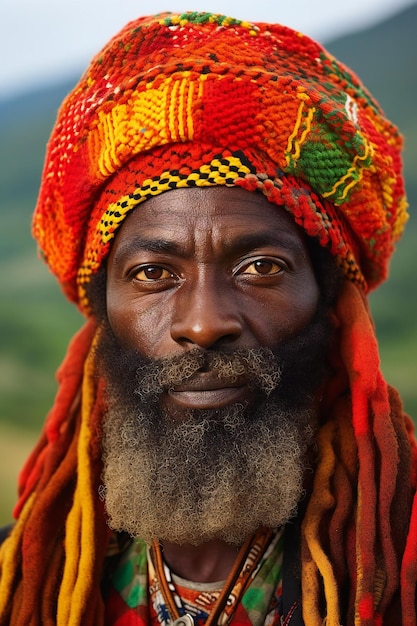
[[109, 186, 309, 255]]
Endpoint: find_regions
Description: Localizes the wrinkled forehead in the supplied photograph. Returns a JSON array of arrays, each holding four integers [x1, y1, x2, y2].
[[86, 185, 342, 322], [107, 185, 311, 264]]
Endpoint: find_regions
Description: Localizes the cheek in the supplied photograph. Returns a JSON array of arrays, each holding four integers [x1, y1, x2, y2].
[[253, 277, 320, 344], [290, 279, 320, 331], [106, 291, 173, 357], [293, 276, 320, 324]]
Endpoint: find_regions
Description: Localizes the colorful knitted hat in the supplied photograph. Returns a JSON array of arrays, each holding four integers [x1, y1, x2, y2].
[[32, 11, 408, 313]]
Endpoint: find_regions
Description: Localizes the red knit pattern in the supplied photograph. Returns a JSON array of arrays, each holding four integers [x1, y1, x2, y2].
[[31, 12, 407, 313]]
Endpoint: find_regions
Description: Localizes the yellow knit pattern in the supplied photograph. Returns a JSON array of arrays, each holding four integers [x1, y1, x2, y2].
[[88, 75, 203, 179]]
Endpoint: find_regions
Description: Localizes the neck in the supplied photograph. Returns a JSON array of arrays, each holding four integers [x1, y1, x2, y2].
[[160, 539, 243, 583]]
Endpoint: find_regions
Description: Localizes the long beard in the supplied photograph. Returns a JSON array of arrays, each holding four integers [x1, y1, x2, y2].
[[98, 309, 333, 545]]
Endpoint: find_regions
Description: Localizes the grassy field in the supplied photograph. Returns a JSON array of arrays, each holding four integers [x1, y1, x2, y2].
[[0, 423, 38, 526]]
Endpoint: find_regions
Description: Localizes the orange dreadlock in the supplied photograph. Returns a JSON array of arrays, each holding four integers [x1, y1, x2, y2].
[[0, 320, 111, 624], [0, 11, 415, 626]]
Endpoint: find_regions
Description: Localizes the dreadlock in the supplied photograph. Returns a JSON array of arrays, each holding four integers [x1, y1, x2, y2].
[[0, 320, 111, 624], [302, 282, 417, 625], [1, 11, 416, 625]]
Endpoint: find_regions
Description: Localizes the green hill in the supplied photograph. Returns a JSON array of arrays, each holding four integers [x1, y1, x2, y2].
[[0, 4, 416, 433]]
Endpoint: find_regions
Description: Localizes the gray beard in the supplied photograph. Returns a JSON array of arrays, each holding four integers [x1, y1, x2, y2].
[[97, 297, 334, 546], [100, 346, 320, 545]]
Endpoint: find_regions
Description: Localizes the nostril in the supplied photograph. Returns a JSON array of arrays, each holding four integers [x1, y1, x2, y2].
[[170, 318, 243, 350]]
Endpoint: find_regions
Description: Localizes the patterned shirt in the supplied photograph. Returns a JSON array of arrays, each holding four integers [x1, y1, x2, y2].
[[104, 528, 284, 625]]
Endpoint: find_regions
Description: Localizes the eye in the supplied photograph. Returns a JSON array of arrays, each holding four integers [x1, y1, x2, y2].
[[241, 259, 282, 276], [134, 265, 174, 281]]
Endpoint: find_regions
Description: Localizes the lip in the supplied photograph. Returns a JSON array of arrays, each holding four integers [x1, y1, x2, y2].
[[168, 373, 250, 409]]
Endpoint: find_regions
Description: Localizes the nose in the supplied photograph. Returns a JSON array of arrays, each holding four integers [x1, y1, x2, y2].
[[170, 276, 243, 349]]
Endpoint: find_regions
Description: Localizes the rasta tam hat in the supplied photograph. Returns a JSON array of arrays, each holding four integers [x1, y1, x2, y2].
[[32, 11, 408, 313]]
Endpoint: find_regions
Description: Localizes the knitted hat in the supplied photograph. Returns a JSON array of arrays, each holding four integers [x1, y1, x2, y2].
[[33, 11, 408, 313]]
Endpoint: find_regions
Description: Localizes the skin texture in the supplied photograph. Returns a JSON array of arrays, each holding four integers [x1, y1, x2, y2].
[[105, 185, 321, 581], [107, 186, 320, 410]]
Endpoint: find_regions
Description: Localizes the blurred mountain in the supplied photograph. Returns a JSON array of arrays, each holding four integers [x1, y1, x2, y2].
[[0, 4, 416, 432], [326, 5, 416, 132]]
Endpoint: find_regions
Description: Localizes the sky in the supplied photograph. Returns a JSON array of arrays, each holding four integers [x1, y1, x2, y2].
[[1, 0, 416, 100]]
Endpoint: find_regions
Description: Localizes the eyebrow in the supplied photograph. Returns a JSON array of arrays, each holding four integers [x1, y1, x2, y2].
[[112, 238, 187, 264], [223, 232, 306, 255], [113, 230, 306, 264]]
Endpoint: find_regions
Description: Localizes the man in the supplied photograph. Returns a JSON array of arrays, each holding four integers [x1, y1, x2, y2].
[[0, 11, 416, 626]]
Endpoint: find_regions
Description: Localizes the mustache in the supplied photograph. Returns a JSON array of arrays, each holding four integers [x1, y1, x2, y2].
[[134, 348, 282, 402], [96, 300, 334, 412]]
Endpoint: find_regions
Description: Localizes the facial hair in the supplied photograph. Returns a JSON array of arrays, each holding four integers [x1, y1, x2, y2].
[[98, 309, 333, 546]]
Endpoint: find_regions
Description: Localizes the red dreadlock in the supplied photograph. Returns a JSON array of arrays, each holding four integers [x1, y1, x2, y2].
[[301, 281, 417, 624]]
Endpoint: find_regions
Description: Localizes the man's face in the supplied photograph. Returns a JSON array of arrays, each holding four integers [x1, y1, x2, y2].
[[99, 187, 331, 545], [106, 186, 320, 416]]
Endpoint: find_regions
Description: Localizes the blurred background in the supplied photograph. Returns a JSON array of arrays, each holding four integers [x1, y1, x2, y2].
[[1, 0, 416, 525]]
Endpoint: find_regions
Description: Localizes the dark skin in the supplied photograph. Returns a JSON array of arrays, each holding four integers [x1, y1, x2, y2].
[[106, 186, 320, 582]]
